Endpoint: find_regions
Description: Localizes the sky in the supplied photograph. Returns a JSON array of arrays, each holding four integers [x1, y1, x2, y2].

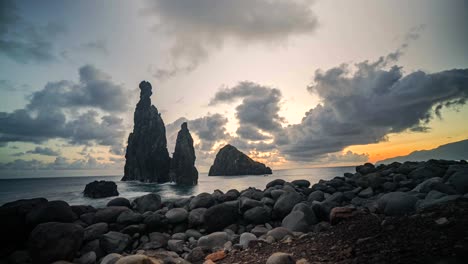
[[0, 0, 467, 178]]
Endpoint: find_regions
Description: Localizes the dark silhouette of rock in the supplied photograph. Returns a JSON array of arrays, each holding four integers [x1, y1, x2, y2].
[[171, 122, 198, 185], [208, 144, 272, 176], [83, 181, 118, 198], [122, 81, 171, 183]]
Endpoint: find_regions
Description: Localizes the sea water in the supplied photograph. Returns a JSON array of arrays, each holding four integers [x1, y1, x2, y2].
[[0, 166, 354, 208]]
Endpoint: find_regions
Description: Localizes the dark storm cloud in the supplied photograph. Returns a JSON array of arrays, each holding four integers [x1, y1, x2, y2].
[[210, 81, 285, 140], [0, 0, 66, 63], [28, 65, 129, 113], [143, 0, 318, 79], [279, 56, 468, 161], [0, 65, 128, 152]]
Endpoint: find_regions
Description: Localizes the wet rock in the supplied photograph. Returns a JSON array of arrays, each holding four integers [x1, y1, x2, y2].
[[243, 206, 271, 224], [189, 193, 215, 210], [100, 231, 131, 254], [107, 198, 131, 208], [117, 211, 143, 225], [132, 194, 162, 213], [94, 207, 129, 223], [188, 208, 206, 227], [266, 179, 286, 188], [165, 208, 188, 224], [204, 201, 239, 232], [307, 190, 325, 202], [122, 81, 171, 183], [208, 144, 272, 176], [25, 200, 77, 226], [84, 222, 108, 241], [273, 191, 302, 218], [28, 222, 84, 264], [84, 181, 118, 198], [171, 122, 198, 185], [291, 180, 311, 188]]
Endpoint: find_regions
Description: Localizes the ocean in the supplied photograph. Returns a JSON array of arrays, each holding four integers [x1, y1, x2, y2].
[[0, 167, 355, 208]]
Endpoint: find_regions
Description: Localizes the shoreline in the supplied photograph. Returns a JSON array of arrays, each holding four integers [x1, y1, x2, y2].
[[1, 159, 467, 263]]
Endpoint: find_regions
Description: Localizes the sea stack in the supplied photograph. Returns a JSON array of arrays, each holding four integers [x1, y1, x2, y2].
[[209, 144, 273, 176], [171, 122, 198, 185], [122, 81, 171, 183]]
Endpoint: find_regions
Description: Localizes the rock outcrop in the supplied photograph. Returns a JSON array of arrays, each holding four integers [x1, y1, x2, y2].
[[208, 144, 272, 176], [171, 122, 198, 185], [122, 81, 171, 183], [83, 181, 119, 198]]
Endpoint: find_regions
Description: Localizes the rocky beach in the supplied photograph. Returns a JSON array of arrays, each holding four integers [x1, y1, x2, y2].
[[1, 159, 467, 264]]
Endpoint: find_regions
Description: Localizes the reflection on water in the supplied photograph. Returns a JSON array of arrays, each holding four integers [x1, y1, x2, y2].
[[0, 166, 355, 207]]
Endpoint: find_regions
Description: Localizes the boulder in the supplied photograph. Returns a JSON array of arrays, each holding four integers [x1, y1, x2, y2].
[[167, 239, 184, 253], [273, 191, 302, 218], [291, 180, 310, 188], [266, 227, 292, 241], [122, 81, 171, 183], [114, 255, 161, 264], [188, 208, 206, 227], [107, 198, 131, 208], [377, 192, 418, 216], [171, 122, 198, 185], [26, 200, 77, 226], [74, 251, 96, 264], [271, 190, 285, 200], [329, 207, 356, 225], [28, 222, 84, 264], [266, 252, 295, 264], [185, 229, 203, 239], [94, 207, 129, 223], [281, 203, 317, 232], [197, 232, 229, 249], [147, 232, 168, 249], [358, 187, 373, 198], [100, 253, 122, 264], [132, 194, 162, 213], [239, 232, 257, 249], [143, 213, 165, 232], [208, 144, 272, 176], [84, 222, 108, 241], [100, 231, 131, 254], [307, 190, 325, 202], [243, 206, 271, 224], [356, 163, 375, 175], [117, 210, 143, 225], [189, 193, 215, 210], [447, 166, 468, 194], [239, 197, 263, 212], [71, 205, 96, 216], [83, 181, 118, 198], [266, 179, 286, 188], [185, 247, 212, 263], [223, 189, 240, 201], [203, 201, 239, 232], [165, 208, 188, 224]]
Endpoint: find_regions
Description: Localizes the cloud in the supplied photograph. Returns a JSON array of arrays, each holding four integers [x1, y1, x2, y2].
[[166, 113, 230, 152], [210, 81, 285, 139], [78, 39, 108, 55], [0, 80, 30, 92], [0, 0, 66, 63], [278, 55, 468, 161], [26, 147, 60, 156], [0, 155, 121, 171], [0, 65, 128, 152], [143, 0, 318, 79]]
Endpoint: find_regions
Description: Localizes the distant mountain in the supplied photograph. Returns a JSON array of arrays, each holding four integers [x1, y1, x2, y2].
[[377, 139, 468, 164]]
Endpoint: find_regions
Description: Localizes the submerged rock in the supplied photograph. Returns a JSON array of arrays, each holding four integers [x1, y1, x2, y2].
[[122, 81, 171, 183], [83, 181, 118, 198], [171, 122, 198, 185], [208, 144, 272, 176]]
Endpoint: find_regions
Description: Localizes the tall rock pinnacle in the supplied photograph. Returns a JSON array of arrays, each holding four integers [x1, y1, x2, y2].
[[122, 81, 171, 183], [171, 122, 198, 185]]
